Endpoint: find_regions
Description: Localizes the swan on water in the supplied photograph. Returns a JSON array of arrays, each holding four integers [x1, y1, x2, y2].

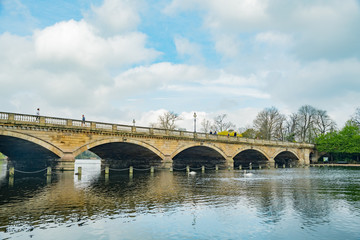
[[244, 170, 253, 176]]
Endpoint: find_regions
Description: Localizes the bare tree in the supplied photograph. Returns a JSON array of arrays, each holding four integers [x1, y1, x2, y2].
[[351, 107, 360, 126], [253, 107, 286, 140], [155, 111, 181, 130], [296, 105, 337, 142], [281, 106, 336, 143], [297, 105, 317, 142], [313, 109, 337, 136], [212, 114, 235, 132], [201, 118, 212, 133], [284, 113, 299, 142]]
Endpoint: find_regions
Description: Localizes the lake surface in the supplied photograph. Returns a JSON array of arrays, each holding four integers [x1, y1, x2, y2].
[[1, 160, 360, 240]]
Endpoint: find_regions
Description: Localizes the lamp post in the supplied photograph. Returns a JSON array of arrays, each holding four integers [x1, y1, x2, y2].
[[193, 112, 197, 133], [132, 119, 136, 133]]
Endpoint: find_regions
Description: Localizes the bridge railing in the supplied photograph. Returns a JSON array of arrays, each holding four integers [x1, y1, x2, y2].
[[136, 126, 151, 134], [0, 112, 9, 120], [95, 123, 113, 131], [45, 117, 67, 125], [14, 114, 37, 123], [0, 111, 314, 148], [116, 125, 132, 132]]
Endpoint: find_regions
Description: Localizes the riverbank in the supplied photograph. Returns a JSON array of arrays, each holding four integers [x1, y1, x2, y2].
[[310, 163, 360, 167]]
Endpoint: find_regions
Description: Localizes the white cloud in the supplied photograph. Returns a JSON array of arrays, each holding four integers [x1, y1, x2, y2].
[[86, 0, 142, 35], [165, 0, 268, 30], [166, 0, 360, 61], [213, 34, 241, 59], [255, 31, 291, 46], [263, 58, 360, 125], [174, 36, 203, 62], [34, 20, 160, 69], [113, 62, 206, 92], [0, 0, 161, 119], [162, 0, 196, 15], [111, 62, 267, 98], [203, 0, 268, 32]]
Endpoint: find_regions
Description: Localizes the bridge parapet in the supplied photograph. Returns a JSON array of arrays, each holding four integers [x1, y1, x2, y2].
[[0, 111, 314, 149]]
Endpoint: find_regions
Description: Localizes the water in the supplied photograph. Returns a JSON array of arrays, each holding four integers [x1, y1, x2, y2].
[[1, 160, 360, 240]]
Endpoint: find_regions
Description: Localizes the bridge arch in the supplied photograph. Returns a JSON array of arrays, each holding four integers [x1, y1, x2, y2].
[[73, 138, 165, 160], [74, 137, 165, 169], [171, 143, 228, 160], [233, 147, 270, 169], [273, 150, 300, 167], [0, 130, 63, 157], [171, 143, 228, 169], [0, 130, 63, 169]]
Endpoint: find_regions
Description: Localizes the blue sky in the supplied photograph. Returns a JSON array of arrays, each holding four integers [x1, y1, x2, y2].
[[1, 0, 360, 131]]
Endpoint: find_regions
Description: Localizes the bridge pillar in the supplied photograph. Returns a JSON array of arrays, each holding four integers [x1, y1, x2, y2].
[[39, 116, 46, 125], [56, 153, 75, 171], [296, 149, 311, 166], [226, 157, 234, 170], [303, 149, 312, 165], [311, 151, 320, 163], [268, 158, 276, 168], [160, 155, 173, 169]]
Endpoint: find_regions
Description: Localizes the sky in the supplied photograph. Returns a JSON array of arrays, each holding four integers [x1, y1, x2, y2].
[[1, 0, 360, 131]]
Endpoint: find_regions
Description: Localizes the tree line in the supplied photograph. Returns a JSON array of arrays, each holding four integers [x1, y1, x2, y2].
[[315, 108, 360, 163], [151, 106, 360, 162], [241, 105, 337, 143], [153, 105, 340, 143]]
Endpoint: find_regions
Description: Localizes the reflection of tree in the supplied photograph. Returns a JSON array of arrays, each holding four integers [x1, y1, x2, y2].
[[290, 173, 331, 227], [244, 169, 332, 226], [1, 168, 360, 235], [291, 189, 331, 227], [255, 187, 286, 224]]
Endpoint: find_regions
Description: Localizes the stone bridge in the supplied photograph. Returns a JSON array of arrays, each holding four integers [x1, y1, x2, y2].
[[0, 112, 316, 171]]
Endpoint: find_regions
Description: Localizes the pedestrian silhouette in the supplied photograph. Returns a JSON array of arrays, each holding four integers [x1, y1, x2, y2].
[[36, 108, 40, 122]]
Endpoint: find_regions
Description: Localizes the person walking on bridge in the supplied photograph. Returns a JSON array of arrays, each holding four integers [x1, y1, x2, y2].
[[36, 108, 40, 122], [82, 114, 85, 126]]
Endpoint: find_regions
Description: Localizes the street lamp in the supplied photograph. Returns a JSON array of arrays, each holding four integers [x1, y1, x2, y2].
[[132, 119, 136, 126], [193, 112, 197, 133]]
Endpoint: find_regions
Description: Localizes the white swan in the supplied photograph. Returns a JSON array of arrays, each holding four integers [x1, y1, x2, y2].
[[244, 170, 253, 176], [188, 171, 196, 175]]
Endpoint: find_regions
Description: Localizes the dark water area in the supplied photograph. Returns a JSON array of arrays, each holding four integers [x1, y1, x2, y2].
[[1, 160, 360, 240]]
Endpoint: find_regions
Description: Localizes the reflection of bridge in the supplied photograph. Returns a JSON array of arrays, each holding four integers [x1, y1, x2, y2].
[[0, 112, 315, 171]]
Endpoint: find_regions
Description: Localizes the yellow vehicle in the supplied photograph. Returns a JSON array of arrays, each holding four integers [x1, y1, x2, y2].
[[217, 129, 241, 137]]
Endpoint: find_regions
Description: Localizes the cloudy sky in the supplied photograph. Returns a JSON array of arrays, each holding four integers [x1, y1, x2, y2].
[[1, 0, 360, 131]]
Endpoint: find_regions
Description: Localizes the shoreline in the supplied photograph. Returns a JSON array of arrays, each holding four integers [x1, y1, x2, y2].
[[310, 163, 360, 167]]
